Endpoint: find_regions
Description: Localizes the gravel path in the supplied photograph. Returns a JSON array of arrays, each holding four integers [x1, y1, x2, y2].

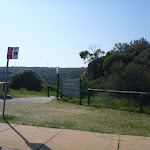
[[0, 96, 56, 103]]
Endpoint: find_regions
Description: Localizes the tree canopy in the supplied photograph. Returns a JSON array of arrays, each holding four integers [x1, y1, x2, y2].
[[79, 46, 105, 63], [80, 38, 150, 93]]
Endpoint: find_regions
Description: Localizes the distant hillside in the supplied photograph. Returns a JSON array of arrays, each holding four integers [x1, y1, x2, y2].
[[0, 67, 86, 85]]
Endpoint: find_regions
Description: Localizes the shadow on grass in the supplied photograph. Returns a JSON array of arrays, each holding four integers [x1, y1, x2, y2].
[[0, 95, 13, 99], [2, 116, 52, 150]]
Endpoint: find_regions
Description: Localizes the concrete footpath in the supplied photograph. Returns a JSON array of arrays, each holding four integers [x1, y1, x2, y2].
[[0, 123, 150, 150]]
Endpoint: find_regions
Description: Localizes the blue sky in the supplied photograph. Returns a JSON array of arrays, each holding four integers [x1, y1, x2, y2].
[[0, 0, 150, 67]]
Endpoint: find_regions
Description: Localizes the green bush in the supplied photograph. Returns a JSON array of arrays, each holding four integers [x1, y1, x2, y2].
[[134, 49, 150, 66], [9, 69, 43, 91], [87, 57, 105, 80]]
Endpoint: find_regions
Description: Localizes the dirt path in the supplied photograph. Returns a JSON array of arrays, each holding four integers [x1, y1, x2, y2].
[[0, 96, 56, 103]]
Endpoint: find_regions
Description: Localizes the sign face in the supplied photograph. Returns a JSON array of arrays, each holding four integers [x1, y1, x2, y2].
[[7, 47, 19, 59], [56, 67, 59, 74], [61, 78, 81, 98]]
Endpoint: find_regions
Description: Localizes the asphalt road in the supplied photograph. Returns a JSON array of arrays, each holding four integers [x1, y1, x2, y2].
[[0, 96, 56, 103]]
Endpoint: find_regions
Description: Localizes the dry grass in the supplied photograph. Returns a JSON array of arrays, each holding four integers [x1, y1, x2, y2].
[[0, 99, 150, 137]]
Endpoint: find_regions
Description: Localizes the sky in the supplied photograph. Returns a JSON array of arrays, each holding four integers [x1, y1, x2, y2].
[[0, 0, 150, 68]]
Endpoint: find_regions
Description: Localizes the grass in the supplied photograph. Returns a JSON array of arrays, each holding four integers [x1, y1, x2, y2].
[[0, 88, 150, 137], [9, 89, 46, 98], [62, 92, 150, 114], [0, 99, 150, 137], [89, 93, 150, 114], [7, 87, 150, 114], [7, 86, 57, 98]]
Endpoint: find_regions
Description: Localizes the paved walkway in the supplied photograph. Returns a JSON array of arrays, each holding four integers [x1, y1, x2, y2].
[[0, 123, 150, 150], [0, 97, 56, 103]]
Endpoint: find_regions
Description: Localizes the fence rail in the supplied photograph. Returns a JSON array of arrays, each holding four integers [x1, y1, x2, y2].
[[88, 88, 150, 95], [88, 88, 150, 112], [47, 86, 71, 99]]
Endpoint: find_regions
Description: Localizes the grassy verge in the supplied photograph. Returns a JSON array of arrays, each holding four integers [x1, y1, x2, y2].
[[89, 93, 150, 114], [0, 100, 150, 137], [7, 85, 57, 98], [9, 89, 46, 98], [61, 93, 150, 114]]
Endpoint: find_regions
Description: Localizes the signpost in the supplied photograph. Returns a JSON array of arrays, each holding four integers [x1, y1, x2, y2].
[[56, 67, 59, 99], [3, 47, 19, 118]]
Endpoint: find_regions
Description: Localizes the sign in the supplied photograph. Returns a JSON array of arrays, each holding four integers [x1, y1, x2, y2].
[[56, 67, 59, 74], [60, 78, 81, 99], [7, 47, 19, 59], [3, 47, 19, 118]]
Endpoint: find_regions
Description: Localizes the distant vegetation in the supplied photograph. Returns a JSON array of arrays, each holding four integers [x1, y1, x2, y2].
[[80, 38, 150, 93], [79, 38, 150, 109], [0, 67, 86, 85]]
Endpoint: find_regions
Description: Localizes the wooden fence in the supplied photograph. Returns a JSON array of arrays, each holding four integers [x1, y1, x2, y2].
[[88, 88, 150, 112]]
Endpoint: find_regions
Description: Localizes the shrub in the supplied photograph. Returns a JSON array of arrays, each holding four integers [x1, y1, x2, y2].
[[9, 69, 43, 91]]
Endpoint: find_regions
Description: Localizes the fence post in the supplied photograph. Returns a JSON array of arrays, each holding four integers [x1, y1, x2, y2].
[[139, 94, 143, 112], [60, 79, 63, 98], [88, 89, 90, 105], [78, 79, 81, 105], [47, 86, 49, 97]]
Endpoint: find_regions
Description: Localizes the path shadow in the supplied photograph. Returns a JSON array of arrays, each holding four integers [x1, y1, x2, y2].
[[4, 118, 52, 150]]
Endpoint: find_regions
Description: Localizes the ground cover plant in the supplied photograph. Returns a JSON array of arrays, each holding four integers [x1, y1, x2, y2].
[[0, 99, 150, 137]]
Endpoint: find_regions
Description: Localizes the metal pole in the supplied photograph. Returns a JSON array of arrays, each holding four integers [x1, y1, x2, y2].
[[47, 86, 49, 97], [57, 73, 59, 99], [88, 89, 90, 105], [3, 59, 9, 118]]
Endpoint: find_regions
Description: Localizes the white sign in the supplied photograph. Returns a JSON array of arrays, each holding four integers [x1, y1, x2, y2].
[[7, 47, 19, 59], [56, 67, 59, 74]]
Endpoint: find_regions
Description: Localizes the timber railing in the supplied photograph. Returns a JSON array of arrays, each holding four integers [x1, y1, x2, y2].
[[88, 88, 150, 112], [47, 85, 70, 99]]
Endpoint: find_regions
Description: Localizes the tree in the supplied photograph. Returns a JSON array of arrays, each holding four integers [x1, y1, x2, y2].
[[79, 45, 105, 63], [9, 69, 43, 91], [87, 57, 105, 80], [134, 49, 150, 67], [80, 38, 150, 93], [113, 38, 150, 57]]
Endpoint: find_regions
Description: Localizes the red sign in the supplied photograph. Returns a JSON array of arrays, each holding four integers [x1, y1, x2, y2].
[[7, 47, 13, 59], [7, 47, 19, 59]]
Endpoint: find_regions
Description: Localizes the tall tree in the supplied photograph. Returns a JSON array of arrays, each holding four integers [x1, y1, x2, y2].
[[79, 45, 105, 63]]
